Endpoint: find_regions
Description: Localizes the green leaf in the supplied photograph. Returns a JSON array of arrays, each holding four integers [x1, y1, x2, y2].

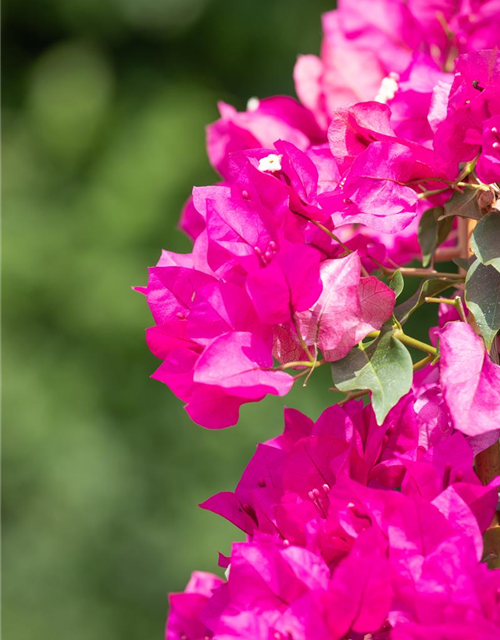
[[395, 278, 458, 324], [440, 190, 481, 220], [418, 207, 453, 267], [465, 259, 500, 350], [470, 210, 500, 272], [389, 269, 404, 299], [331, 327, 413, 425], [453, 256, 475, 272]]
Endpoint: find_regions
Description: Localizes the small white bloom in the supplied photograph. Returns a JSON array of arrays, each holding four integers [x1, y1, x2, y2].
[[374, 72, 400, 103], [246, 96, 260, 111], [258, 153, 283, 173]]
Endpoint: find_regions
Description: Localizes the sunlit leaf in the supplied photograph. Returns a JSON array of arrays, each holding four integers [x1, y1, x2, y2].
[[331, 327, 413, 424], [470, 210, 500, 272], [465, 259, 500, 350], [389, 269, 404, 299]]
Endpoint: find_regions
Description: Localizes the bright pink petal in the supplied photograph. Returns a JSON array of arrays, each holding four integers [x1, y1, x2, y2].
[[296, 253, 394, 361], [325, 529, 392, 637], [194, 332, 293, 399], [440, 322, 500, 437]]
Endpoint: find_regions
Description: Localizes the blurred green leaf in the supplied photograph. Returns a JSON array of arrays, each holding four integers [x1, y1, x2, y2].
[[2, 3, 337, 639], [28, 41, 113, 163]]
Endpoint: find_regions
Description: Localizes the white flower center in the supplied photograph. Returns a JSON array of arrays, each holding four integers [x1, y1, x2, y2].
[[374, 72, 400, 103], [258, 153, 283, 173], [246, 96, 260, 111]]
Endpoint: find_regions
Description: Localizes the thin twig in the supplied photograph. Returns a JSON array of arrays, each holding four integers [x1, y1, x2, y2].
[[311, 221, 352, 254], [413, 354, 434, 371], [364, 329, 438, 356], [418, 187, 450, 199], [292, 315, 315, 363], [394, 267, 463, 280], [393, 330, 438, 356], [335, 389, 369, 405], [425, 295, 467, 323], [292, 369, 311, 382], [454, 182, 489, 191], [303, 350, 318, 387], [310, 220, 370, 276]]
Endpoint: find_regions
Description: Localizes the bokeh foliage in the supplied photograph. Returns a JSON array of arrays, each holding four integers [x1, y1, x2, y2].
[[2, 2, 334, 638]]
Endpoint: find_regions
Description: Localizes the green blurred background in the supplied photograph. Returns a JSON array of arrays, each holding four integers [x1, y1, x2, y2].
[[2, 2, 337, 638]]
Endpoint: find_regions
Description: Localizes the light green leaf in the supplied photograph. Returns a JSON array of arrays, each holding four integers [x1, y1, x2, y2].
[[389, 269, 404, 299], [470, 210, 500, 272], [418, 207, 453, 267], [395, 278, 458, 324], [465, 259, 500, 350], [331, 327, 413, 424], [440, 189, 481, 220]]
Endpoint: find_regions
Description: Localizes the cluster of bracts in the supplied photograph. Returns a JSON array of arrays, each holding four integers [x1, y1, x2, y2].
[[137, 1, 500, 638]]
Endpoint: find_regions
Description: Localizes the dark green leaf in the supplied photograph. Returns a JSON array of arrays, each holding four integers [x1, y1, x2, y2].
[[440, 190, 481, 220], [453, 257, 475, 271], [470, 210, 500, 272], [331, 327, 413, 425], [395, 278, 458, 324], [437, 216, 454, 246], [418, 208, 439, 267], [418, 207, 453, 267], [389, 269, 404, 299], [465, 259, 500, 350]]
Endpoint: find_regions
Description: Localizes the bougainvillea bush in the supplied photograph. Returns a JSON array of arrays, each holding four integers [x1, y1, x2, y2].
[[137, 1, 500, 638]]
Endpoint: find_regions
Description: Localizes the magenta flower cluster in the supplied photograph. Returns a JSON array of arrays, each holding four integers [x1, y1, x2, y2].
[[136, 1, 500, 638], [171, 393, 500, 640]]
